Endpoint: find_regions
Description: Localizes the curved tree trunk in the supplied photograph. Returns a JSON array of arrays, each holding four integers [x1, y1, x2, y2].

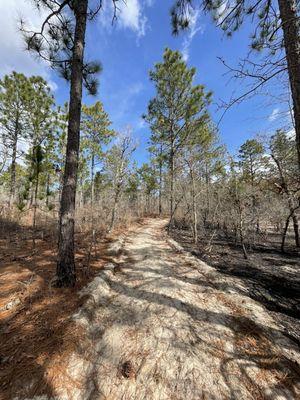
[[56, 0, 88, 287], [278, 0, 300, 176]]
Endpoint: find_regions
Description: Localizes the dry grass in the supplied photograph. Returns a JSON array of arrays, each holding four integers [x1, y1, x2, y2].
[[0, 211, 140, 399]]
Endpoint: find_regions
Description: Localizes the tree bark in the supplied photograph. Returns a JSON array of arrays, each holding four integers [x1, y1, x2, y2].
[[10, 137, 17, 205], [158, 150, 162, 215], [204, 162, 210, 228], [56, 0, 88, 287], [46, 172, 50, 208], [109, 189, 120, 232], [32, 167, 39, 247], [168, 144, 175, 231], [291, 212, 300, 247], [10, 112, 20, 206], [192, 192, 198, 244], [190, 167, 198, 243], [281, 214, 291, 253], [278, 0, 300, 176], [272, 154, 300, 247], [91, 152, 95, 207]]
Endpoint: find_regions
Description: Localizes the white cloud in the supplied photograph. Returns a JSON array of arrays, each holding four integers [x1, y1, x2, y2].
[[119, 0, 147, 37], [99, 0, 150, 39], [0, 0, 56, 88], [181, 9, 203, 62], [268, 108, 280, 122]]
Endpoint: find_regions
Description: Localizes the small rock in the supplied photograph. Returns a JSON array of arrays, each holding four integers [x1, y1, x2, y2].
[[119, 360, 135, 379]]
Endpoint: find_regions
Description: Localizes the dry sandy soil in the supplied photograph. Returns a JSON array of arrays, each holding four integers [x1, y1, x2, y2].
[[1, 218, 300, 399]]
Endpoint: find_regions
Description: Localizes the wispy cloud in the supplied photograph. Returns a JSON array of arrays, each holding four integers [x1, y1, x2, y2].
[[119, 0, 148, 37], [99, 0, 151, 39], [0, 0, 56, 87], [181, 9, 203, 62], [268, 108, 280, 122]]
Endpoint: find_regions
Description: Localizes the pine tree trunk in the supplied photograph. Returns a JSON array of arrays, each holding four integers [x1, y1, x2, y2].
[[278, 0, 300, 175], [168, 145, 175, 231], [9, 111, 20, 206], [46, 172, 50, 207], [291, 212, 300, 247], [109, 191, 119, 232], [158, 158, 162, 215], [90, 153, 96, 244], [10, 137, 17, 205], [281, 215, 290, 253], [272, 154, 300, 247], [205, 163, 210, 227], [91, 152, 95, 207], [56, 0, 88, 287], [32, 169, 40, 247], [192, 195, 198, 243], [190, 169, 198, 243]]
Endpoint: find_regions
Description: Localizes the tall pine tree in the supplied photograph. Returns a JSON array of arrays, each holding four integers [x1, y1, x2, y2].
[[144, 48, 211, 228], [81, 101, 114, 207], [0, 72, 31, 204], [21, 0, 117, 286], [171, 0, 300, 176]]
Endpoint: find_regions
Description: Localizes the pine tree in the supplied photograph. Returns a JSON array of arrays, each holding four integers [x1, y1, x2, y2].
[[28, 144, 45, 234], [148, 144, 167, 215], [144, 48, 211, 228], [21, 0, 107, 286], [27, 76, 54, 147], [138, 163, 158, 214], [171, 0, 300, 175], [238, 139, 265, 187], [54, 103, 69, 199], [238, 138, 265, 236], [0, 72, 31, 204], [81, 101, 114, 207], [25, 77, 55, 208], [270, 130, 299, 248], [43, 126, 59, 210], [184, 125, 224, 239]]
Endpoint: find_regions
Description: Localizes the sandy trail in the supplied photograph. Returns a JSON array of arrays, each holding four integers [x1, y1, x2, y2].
[[61, 218, 300, 400]]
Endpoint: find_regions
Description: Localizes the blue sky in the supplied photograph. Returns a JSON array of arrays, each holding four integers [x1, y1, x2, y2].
[[0, 0, 291, 165]]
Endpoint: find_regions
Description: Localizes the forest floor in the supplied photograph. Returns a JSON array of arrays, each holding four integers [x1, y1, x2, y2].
[[170, 226, 300, 346], [1, 217, 300, 399]]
